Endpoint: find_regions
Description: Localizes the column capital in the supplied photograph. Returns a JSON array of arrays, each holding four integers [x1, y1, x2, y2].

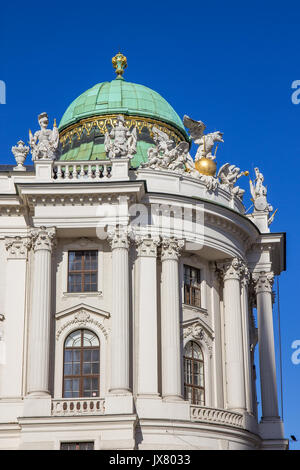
[[252, 271, 274, 294], [161, 237, 184, 261], [217, 257, 246, 281], [5, 236, 31, 259], [31, 226, 56, 252], [135, 235, 160, 257], [107, 225, 132, 250], [241, 266, 250, 287]]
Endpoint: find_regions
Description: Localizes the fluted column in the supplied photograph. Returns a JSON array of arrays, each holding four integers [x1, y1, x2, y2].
[[217, 258, 246, 412], [27, 227, 56, 396], [108, 227, 131, 393], [136, 235, 160, 396], [253, 271, 279, 419], [161, 237, 184, 401]]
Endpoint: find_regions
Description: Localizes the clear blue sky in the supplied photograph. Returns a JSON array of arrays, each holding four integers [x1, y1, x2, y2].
[[1, 0, 300, 448]]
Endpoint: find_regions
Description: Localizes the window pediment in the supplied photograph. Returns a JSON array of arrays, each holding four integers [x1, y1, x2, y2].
[[55, 304, 110, 341]]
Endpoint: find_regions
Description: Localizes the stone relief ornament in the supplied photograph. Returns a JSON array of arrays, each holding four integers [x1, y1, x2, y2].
[[183, 323, 204, 341], [11, 140, 29, 171], [217, 163, 249, 200], [252, 271, 274, 294], [142, 126, 189, 172], [217, 257, 246, 281], [182, 321, 214, 356], [30, 226, 56, 251], [29, 112, 60, 161], [161, 237, 185, 260], [5, 236, 31, 259], [56, 310, 109, 340], [104, 115, 137, 159], [183, 115, 223, 161]]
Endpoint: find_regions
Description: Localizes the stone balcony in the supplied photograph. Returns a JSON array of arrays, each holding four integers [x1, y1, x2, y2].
[[52, 398, 105, 416], [190, 405, 244, 429]]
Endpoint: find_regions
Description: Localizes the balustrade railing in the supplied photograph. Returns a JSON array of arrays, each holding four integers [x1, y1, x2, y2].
[[53, 161, 112, 181], [52, 398, 105, 416], [190, 405, 244, 428]]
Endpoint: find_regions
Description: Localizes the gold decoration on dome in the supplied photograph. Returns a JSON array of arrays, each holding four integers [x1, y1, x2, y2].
[[112, 52, 127, 80], [195, 158, 217, 176], [59, 115, 186, 148]]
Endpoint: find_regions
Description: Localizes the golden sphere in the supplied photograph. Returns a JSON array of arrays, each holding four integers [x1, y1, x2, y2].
[[195, 158, 217, 176]]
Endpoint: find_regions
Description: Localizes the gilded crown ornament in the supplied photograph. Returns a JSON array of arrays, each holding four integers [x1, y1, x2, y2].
[[112, 52, 127, 80]]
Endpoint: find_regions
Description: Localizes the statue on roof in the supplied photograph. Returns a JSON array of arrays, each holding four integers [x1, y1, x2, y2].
[[183, 115, 223, 161], [29, 112, 60, 161], [218, 163, 249, 199], [12, 140, 29, 171], [249, 167, 274, 214], [104, 115, 137, 159], [142, 126, 189, 172]]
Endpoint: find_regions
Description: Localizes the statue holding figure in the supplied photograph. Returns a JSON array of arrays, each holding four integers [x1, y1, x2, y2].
[[29, 112, 59, 161], [218, 163, 249, 199], [105, 115, 137, 159], [183, 115, 224, 160]]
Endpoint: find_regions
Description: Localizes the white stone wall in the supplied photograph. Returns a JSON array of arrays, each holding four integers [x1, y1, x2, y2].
[[0, 168, 287, 450]]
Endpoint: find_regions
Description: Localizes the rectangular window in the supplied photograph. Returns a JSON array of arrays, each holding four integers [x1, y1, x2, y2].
[[60, 442, 94, 450], [68, 251, 98, 293], [184, 265, 201, 308]]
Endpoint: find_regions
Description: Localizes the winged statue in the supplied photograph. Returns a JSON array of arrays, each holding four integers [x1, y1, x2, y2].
[[183, 115, 223, 160], [142, 126, 189, 172], [217, 163, 248, 199]]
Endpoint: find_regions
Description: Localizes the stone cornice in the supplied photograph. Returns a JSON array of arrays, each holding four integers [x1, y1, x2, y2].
[[0, 205, 26, 217]]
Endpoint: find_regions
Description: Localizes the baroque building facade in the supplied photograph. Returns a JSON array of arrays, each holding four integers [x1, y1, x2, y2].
[[0, 54, 287, 450]]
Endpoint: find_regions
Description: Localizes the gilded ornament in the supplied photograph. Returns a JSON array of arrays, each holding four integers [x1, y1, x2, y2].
[[112, 52, 127, 80], [195, 157, 217, 176]]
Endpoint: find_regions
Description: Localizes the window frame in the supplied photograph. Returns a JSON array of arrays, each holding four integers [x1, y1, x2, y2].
[[63, 329, 100, 398], [67, 250, 98, 293], [183, 264, 201, 308], [184, 341, 205, 406], [60, 441, 94, 450]]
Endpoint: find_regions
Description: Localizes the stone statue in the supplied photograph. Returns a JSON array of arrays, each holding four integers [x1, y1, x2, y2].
[[249, 167, 273, 213], [142, 126, 189, 172], [29, 112, 59, 161], [12, 140, 29, 171], [183, 115, 223, 160], [218, 163, 249, 199], [104, 115, 137, 159]]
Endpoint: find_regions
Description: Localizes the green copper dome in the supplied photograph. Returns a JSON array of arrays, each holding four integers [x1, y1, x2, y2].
[[59, 80, 186, 136]]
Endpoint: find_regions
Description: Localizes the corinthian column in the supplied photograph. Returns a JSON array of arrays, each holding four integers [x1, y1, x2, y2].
[[253, 271, 279, 420], [136, 235, 160, 397], [217, 258, 246, 412], [161, 237, 184, 401], [108, 226, 131, 393], [27, 227, 56, 396]]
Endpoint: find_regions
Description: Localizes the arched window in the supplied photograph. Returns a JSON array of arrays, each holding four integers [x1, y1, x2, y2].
[[184, 341, 205, 405], [63, 329, 100, 398]]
